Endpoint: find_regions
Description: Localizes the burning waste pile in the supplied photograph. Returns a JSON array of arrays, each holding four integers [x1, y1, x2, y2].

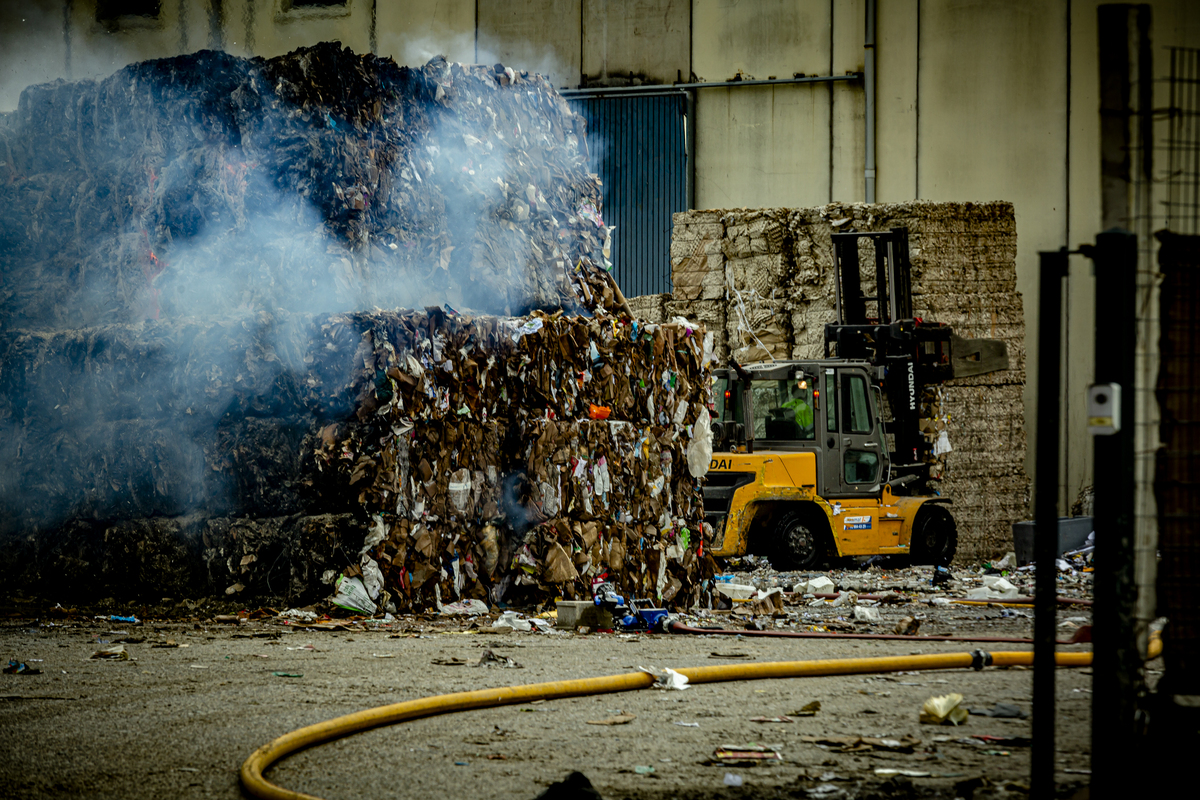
[[0, 44, 715, 612], [311, 309, 715, 613], [0, 42, 614, 325]]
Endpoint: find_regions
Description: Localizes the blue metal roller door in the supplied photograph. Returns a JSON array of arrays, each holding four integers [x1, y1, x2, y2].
[[567, 93, 687, 297]]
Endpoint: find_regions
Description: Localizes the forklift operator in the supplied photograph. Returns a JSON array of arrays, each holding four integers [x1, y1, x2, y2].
[[781, 379, 815, 437]]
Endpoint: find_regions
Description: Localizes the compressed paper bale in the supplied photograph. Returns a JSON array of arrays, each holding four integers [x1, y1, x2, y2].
[[0, 512, 361, 603], [789, 234, 835, 287], [725, 214, 788, 246], [310, 308, 715, 612], [201, 514, 361, 601], [944, 450, 1028, 479], [788, 305, 837, 349], [671, 248, 727, 301], [0, 314, 315, 426], [665, 299, 726, 336], [671, 221, 726, 242], [626, 293, 670, 323], [729, 293, 791, 363], [726, 255, 788, 296], [670, 236, 724, 260]]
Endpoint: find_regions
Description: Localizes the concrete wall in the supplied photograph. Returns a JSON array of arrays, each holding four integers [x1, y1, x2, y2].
[[4, 0, 1200, 524], [582, 0, 690, 85], [691, 0, 836, 208]]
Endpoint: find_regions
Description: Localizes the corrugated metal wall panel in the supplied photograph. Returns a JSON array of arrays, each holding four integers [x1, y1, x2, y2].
[[568, 94, 687, 297]]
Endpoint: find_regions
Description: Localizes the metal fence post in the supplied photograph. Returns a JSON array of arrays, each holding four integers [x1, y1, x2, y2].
[[1032, 248, 1067, 797], [1087, 228, 1140, 794]]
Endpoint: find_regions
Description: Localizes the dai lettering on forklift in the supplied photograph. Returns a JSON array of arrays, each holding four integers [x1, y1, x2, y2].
[[699, 227, 1009, 569]]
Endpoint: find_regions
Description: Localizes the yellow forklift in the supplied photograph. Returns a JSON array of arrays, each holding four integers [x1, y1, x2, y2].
[[704, 228, 1008, 568]]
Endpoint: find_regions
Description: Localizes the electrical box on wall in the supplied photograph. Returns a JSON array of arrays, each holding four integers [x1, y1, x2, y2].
[[1087, 383, 1121, 435]]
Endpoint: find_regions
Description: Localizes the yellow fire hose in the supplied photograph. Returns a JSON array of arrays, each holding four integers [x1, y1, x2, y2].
[[241, 636, 1162, 800]]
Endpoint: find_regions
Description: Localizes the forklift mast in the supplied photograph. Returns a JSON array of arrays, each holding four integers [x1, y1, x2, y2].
[[824, 228, 1007, 474]]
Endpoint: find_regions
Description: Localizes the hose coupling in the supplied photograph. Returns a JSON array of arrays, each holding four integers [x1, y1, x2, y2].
[[970, 649, 994, 671]]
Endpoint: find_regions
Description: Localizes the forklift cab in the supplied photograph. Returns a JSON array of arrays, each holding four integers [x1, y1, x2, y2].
[[823, 365, 889, 495], [711, 360, 889, 498]]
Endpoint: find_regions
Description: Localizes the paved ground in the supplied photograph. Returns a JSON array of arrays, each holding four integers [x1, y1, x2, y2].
[[0, 576, 1133, 800]]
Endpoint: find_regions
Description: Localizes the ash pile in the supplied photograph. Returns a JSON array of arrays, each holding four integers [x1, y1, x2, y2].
[[0, 44, 714, 611], [629, 202, 1028, 561]]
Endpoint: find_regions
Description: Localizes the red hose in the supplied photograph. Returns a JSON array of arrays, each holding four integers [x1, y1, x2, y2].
[[667, 620, 1092, 646], [799, 592, 1093, 607]]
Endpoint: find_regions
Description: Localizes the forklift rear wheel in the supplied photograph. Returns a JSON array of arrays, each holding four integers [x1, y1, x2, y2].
[[776, 511, 827, 570], [911, 504, 958, 566]]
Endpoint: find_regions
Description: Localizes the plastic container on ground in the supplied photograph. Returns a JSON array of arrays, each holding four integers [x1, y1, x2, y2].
[[1011, 516, 1094, 566], [715, 582, 756, 600]]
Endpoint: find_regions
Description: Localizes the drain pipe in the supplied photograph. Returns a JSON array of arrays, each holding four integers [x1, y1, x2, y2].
[[864, 0, 877, 203]]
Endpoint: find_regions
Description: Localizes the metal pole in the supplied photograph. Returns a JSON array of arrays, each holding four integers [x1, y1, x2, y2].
[[685, 89, 695, 211], [1032, 248, 1067, 797], [557, 73, 861, 97], [1088, 228, 1139, 796], [864, 0, 877, 203]]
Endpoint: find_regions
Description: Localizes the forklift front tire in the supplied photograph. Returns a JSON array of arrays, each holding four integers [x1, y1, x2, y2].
[[776, 511, 827, 570], [910, 504, 958, 566]]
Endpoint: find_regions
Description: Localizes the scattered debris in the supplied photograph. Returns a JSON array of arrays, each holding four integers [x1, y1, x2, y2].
[[920, 693, 969, 725], [586, 714, 635, 726], [968, 702, 1028, 719], [90, 645, 128, 660], [3, 661, 42, 675], [331, 575, 377, 616], [790, 701, 821, 717], [473, 650, 523, 669], [801, 735, 922, 753], [874, 768, 932, 778], [440, 600, 490, 617], [535, 771, 603, 800], [853, 606, 880, 623], [638, 666, 689, 690], [711, 744, 783, 765]]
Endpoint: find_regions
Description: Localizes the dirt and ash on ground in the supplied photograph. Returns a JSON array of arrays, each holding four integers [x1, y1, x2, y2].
[[0, 557, 1127, 800]]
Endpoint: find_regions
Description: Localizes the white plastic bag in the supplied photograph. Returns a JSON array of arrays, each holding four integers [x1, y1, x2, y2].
[[359, 514, 386, 556], [360, 555, 384, 600], [332, 575, 377, 615], [687, 407, 713, 478], [440, 598, 490, 616], [638, 666, 690, 690], [492, 611, 533, 631]]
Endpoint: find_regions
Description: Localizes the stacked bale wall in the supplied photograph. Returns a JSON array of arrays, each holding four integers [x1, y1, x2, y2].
[[663, 202, 1027, 560], [0, 307, 715, 608]]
